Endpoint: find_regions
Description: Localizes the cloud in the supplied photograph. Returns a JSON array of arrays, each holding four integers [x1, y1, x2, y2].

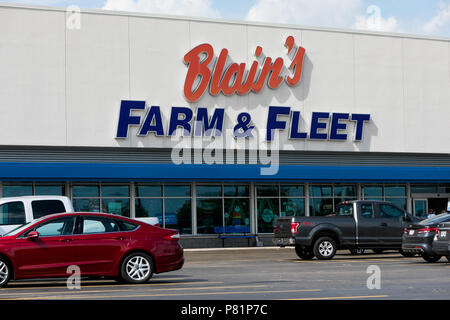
[[423, 2, 450, 34], [102, 0, 220, 18], [245, 0, 363, 29], [353, 5, 399, 32]]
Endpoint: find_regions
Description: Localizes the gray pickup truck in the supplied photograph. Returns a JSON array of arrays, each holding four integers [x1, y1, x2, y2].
[[273, 200, 421, 260]]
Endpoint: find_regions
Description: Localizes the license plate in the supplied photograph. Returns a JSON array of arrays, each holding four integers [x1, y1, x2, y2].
[[409, 230, 415, 236], [441, 231, 447, 238]]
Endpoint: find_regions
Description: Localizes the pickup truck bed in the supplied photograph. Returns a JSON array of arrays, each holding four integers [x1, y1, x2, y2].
[[273, 200, 421, 260]]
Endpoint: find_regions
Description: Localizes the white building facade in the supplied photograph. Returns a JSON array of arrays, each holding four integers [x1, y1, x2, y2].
[[0, 4, 450, 247]]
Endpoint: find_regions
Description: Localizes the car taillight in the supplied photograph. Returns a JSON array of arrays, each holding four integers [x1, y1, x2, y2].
[[164, 232, 180, 240], [290, 222, 300, 234], [404, 228, 408, 234], [417, 227, 439, 234]]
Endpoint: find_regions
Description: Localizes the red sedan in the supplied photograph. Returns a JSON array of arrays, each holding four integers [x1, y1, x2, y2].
[[0, 212, 184, 287]]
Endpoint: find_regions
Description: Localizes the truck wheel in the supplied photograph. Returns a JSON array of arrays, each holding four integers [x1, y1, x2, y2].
[[313, 237, 337, 260], [421, 254, 441, 263], [399, 250, 415, 257], [350, 248, 365, 255], [295, 245, 315, 260]]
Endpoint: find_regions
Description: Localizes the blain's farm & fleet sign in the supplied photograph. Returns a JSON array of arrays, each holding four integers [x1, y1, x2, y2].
[[116, 36, 370, 142]]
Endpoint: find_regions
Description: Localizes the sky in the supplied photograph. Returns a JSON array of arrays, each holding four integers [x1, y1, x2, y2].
[[2, 0, 450, 38]]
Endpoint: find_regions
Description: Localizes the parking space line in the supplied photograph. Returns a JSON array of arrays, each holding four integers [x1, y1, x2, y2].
[[0, 284, 268, 299], [8, 289, 322, 300], [3, 280, 223, 291], [291, 258, 420, 264], [286, 295, 389, 300]]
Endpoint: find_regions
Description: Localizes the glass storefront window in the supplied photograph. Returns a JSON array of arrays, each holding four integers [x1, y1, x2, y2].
[[196, 198, 222, 234], [101, 185, 129, 197], [411, 185, 437, 194], [34, 185, 65, 196], [3, 183, 66, 197], [165, 185, 191, 197], [309, 185, 332, 197], [73, 199, 101, 212], [3, 184, 33, 197], [385, 198, 407, 210], [310, 198, 334, 216], [384, 185, 406, 197], [72, 184, 130, 217], [257, 198, 279, 233], [135, 184, 192, 234], [256, 185, 278, 197], [334, 185, 356, 198], [135, 198, 163, 222], [364, 185, 383, 198], [135, 185, 162, 198], [281, 198, 305, 216], [257, 184, 306, 232], [196, 185, 222, 197], [102, 198, 130, 216], [438, 184, 450, 193], [164, 198, 191, 234], [280, 185, 304, 197], [224, 198, 250, 231], [224, 185, 249, 197], [72, 185, 99, 197]]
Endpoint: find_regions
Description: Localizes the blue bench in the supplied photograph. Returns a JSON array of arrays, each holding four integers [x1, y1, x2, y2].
[[214, 226, 256, 247]]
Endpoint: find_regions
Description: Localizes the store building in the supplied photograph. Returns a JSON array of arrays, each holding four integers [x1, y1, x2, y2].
[[1, 3, 450, 247]]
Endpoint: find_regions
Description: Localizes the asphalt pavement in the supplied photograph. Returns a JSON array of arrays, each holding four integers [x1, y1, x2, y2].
[[1, 247, 449, 300]]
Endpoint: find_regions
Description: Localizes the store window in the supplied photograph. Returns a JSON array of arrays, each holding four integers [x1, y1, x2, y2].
[[135, 184, 192, 235], [224, 185, 250, 232], [309, 184, 356, 216], [72, 184, 130, 217], [195, 184, 250, 235], [362, 184, 407, 210], [2, 183, 65, 197], [197, 185, 222, 234], [256, 184, 305, 233]]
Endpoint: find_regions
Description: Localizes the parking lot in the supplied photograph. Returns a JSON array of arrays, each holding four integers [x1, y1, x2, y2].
[[1, 247, 449, 300]]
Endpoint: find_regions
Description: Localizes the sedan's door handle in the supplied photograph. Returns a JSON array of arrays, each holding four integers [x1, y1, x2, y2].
[[113, 236, 125, 241], [380, 223, 388, 227], [60, 238, 73, 242]]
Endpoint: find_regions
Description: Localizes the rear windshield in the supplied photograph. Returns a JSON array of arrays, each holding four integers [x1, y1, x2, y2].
[[335, 203, 353, 216], [419, 213, 450, 225]]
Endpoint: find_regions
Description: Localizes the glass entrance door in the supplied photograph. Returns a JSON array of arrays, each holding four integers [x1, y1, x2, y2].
[[413, 199, 427, 218]]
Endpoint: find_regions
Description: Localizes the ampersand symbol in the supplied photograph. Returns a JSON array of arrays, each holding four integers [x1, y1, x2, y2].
[[233, 112, 254, 138]]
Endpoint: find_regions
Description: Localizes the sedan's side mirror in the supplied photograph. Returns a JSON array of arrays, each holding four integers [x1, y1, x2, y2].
[[27, 231, 39, 241]]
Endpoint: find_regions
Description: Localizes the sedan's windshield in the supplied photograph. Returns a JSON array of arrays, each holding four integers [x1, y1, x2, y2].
[[3, 216, 47, 237], [419, 213, 450, 225]]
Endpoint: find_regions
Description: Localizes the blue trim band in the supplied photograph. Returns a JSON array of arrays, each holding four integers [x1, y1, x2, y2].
[[0, 162, 449, 182]]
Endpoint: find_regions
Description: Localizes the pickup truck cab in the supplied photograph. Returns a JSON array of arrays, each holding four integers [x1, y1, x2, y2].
[[273, 200, 421, 260], [0, 196, 74, 235], [0, 195, 161, 236]]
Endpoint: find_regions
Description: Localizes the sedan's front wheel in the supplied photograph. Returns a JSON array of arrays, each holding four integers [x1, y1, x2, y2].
[[120, 252, 154, 284], [0, 258, 11, 288]]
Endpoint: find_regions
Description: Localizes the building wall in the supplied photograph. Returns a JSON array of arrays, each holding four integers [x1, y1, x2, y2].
[[0, 4, 449, 154]]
